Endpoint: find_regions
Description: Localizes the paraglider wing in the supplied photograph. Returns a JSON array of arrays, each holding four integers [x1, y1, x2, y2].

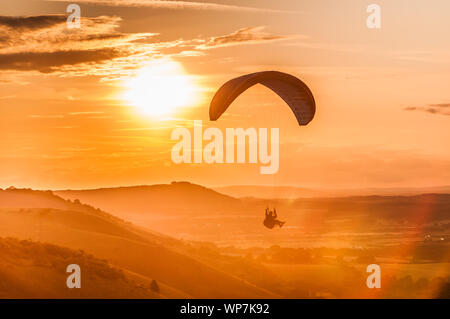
[[209, 71, 316, 125]]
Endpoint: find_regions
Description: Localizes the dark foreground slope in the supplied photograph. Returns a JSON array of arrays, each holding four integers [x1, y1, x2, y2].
[[0, 237, 160, 299], [0, 188, 277, 298]]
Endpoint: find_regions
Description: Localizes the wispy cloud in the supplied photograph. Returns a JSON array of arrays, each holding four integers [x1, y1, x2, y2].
[[48, 0, 299, 14], [29, 114, 65, 118], [69, 111, 105, 115], [0, 14, 155, 73], [195, 26, 292, 49], [0, 15, 155, 54], [0, 15, 156, 54], [391, 50, 450, 64], [0, 49, 126, 73], [429, 103, 450, 108], [0, 14, 294, 77], [404, 104, 450, 117], [0, 15, 66, 30]]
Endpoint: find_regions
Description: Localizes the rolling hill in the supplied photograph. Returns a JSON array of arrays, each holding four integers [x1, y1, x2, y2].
[[0, 187, 278, 298], [53, 183, 450, 247], [215, 185, 450, 199], [57, 181, 241, 215], [0, 237, 160, 299]]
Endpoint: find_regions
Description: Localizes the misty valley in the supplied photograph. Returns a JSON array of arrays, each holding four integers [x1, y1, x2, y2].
[[0, 184, 449, 299]]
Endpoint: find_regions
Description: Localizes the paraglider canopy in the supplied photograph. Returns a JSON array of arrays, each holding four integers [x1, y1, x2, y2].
[[209, 71, 316, 126]]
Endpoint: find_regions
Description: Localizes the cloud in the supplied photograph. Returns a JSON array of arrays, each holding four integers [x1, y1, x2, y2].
[[391, 50, 450, 65], [48, 0, 298, 14], [69, 111, 105, 115], [0, 48, 126, 72], [0, 14, 156, 73], [29, 115, 65, 118], [403, 104, 450, 117], [0, 15, 66, 30], [430, 103, 450, 108], [195, 26, 290, 49], [0, 14, 294, 77], [0, 15, 155, 54], [155, 26, 297, 57]]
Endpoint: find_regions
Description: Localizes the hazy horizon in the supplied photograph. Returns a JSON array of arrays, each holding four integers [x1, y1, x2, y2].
[[3, 181, 450, 194]]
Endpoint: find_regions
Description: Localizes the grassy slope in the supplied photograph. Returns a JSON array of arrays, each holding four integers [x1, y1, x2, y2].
[[0, 188, 276, 298], [0, 237, 160, 299]]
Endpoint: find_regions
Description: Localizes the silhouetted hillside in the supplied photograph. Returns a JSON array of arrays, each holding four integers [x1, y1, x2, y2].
[[215, 185, 450, 199], [0, 187, 127, 224], [57, 181, 241, 216], [215, 185, 324, 199], [53, 183, 450, 247], [0, 237, 159, 299], [0, 187, 277, 298], [271, 193, 450, 222]]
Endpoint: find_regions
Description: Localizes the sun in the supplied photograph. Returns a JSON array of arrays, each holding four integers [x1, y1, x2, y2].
[[123, 59, 198, 116]]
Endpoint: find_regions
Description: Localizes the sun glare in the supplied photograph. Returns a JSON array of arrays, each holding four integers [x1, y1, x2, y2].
[[123, 59, 198, 116]]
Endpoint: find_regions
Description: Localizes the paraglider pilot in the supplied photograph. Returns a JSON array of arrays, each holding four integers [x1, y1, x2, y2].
[[264, 207, 285, 229]]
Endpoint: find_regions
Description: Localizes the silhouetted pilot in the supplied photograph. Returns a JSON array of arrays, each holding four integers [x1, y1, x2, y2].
[[263, 208, 285, 229]]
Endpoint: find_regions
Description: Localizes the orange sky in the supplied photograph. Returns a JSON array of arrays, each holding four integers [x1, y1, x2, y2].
[[0, 0, 449, 189]]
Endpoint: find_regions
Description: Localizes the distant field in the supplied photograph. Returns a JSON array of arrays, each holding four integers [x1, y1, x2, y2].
[[355, 263, 450, 280], [265, 262, 450, 298], [266, 262, 450, 282], [266, 263, 358, 282]]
